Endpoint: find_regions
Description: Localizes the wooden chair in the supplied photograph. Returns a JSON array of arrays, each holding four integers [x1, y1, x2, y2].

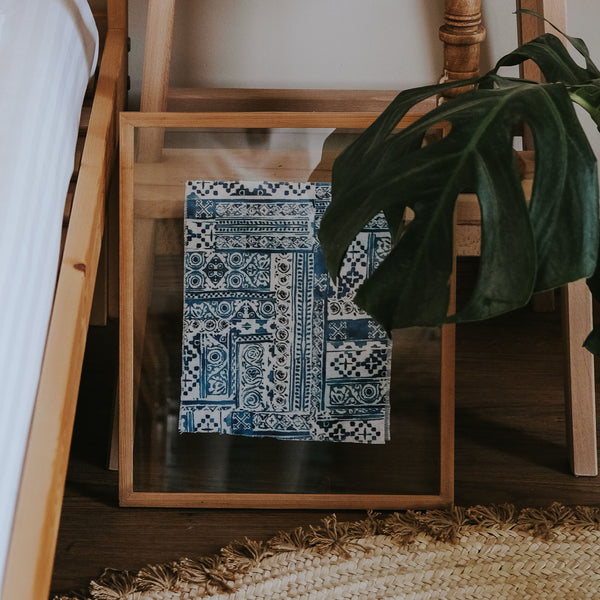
[[441, 0, 596, 477], [517, 1, 597, 477], [122, 0, 596, 513], [441, 0, 597, 477]]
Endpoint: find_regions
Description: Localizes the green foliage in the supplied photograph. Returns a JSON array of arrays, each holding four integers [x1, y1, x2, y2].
[[319, 18, 600, 351]]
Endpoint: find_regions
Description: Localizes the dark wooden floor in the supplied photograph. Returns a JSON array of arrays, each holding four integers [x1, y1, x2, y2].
[[50, 270, 600, 595]]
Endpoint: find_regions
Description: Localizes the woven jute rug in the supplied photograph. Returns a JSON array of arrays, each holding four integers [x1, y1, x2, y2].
[[55, 503, 600, 599]]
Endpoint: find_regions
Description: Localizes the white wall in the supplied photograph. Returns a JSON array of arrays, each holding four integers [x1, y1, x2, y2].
[[567, 0, 600, 157], [129, 0, 449, 105], [128, 0, 599, 152]]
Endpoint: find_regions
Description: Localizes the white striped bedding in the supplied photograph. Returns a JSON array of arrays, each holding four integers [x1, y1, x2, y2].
[[0, 0, 98, 590]]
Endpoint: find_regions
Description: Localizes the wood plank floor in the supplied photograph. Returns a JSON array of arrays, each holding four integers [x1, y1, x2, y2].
[[50, 265, 600, 595]]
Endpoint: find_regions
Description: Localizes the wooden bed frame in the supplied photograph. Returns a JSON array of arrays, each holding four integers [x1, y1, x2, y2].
[[1, 2, 127, 599], [2, 0, 595, 598]]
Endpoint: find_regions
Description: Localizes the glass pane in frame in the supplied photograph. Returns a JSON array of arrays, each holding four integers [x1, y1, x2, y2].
[[119, 112, 454, 509]]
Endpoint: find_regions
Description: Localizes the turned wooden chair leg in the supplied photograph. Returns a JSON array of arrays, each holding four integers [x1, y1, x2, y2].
[[439, 0, 486, 97]]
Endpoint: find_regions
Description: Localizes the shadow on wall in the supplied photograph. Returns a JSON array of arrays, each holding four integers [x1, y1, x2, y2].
[[480, 3, 518, 73]]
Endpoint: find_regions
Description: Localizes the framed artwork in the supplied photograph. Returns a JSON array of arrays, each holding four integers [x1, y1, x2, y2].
[[119, 111, 454, 508]]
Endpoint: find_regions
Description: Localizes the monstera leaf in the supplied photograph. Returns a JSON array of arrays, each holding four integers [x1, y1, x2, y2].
[[570, 80, 600, 131], [319, 30, 600, 337], [499, 10, 600, 85]]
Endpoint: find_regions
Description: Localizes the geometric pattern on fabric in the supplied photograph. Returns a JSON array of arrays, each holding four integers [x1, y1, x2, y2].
[[180, 181, 392, 443]]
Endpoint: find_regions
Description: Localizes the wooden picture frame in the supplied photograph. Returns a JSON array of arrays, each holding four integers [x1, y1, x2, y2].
[[119, 111, 455, 509]]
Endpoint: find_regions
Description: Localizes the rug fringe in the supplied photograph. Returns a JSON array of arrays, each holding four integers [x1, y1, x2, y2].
[[52, 502, 600, 599], [136, 562, 180, 593], [88, 569, 138, 600], [269, 524, 314, 553], [466, 502, 517, 528], [173, 556, 234, 594]]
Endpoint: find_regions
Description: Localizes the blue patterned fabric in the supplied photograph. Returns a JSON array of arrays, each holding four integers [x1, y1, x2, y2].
[[180, 181, 392, 443]]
